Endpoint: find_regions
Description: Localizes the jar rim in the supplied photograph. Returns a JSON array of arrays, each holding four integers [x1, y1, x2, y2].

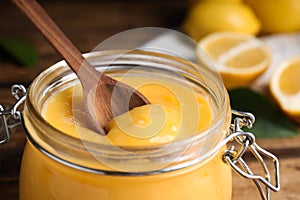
[[24, 50, 231, 174]]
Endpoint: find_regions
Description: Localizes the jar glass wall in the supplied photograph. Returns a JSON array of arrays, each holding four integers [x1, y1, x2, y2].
[[20, 50, 232, 200]]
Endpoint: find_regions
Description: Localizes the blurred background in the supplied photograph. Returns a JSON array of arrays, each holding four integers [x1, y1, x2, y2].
[[1, 0, 300, 199], [0, 0, 188, 86]]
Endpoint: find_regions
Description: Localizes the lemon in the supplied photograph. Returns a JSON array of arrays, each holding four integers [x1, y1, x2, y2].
[[245, 0, 300, 33], [270, 56, 300, 124], [183, 1, 261, 41], [196, 32, 270, 89]]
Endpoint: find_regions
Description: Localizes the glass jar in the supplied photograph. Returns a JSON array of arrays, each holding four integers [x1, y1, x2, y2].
[[0, 50, 280, 200]]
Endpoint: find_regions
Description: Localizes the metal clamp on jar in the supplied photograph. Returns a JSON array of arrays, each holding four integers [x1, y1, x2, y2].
[[0, 84, 26, 145], [1, 51, 280, 200]]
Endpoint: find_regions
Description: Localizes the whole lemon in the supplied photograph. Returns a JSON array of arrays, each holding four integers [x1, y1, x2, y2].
[[183, 2, 261, 41], [245, 0, 300, 33]]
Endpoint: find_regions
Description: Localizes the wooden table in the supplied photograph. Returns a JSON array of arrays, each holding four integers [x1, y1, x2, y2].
[[0, 1, 299, 199]]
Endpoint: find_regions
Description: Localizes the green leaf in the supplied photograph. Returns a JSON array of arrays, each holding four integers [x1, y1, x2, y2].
[[228, 88, 298, 138], [0, 37, 37, 68]]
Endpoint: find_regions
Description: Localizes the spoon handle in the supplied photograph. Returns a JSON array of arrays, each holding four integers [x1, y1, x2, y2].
[[12, 0, 89, 73]]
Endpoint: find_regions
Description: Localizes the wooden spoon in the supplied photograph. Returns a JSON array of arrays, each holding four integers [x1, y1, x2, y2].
[[12, 0, 149, 135]]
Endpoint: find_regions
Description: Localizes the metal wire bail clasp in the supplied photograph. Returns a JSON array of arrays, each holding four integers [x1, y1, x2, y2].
[[0, 84, 27, 145], [223, 110, 280, 200]]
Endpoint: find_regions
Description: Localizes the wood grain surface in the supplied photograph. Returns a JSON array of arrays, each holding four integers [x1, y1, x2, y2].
[[0, 1, 299, 200]]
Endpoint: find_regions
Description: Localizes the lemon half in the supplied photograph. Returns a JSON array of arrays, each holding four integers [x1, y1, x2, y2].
[[196, 32, 270, 89], [270, 56, 300, 123]]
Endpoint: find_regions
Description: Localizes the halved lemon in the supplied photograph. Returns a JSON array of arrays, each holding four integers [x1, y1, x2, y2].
[[270, 56, 300, 123], [196, 32, 271, 89]]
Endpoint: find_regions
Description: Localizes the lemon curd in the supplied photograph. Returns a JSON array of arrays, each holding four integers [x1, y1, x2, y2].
[[19, 51, 232, 200], [43, 77, 212, 147]]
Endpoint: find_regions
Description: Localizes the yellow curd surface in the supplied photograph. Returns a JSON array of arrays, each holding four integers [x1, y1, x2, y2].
[[20, 76, 232, 200], [43, 77, 212, 146]]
